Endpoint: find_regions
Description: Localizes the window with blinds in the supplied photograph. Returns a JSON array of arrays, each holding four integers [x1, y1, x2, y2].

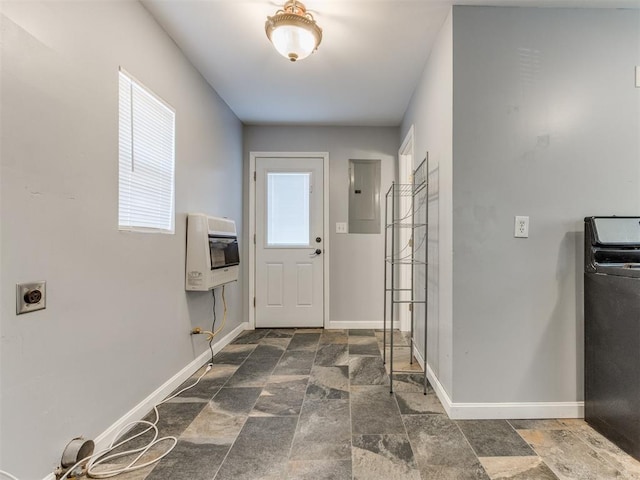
[[118, 69, 175, 233]]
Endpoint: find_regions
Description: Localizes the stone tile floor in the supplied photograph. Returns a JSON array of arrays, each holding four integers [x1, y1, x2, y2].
[[98, 329, 640, 480]]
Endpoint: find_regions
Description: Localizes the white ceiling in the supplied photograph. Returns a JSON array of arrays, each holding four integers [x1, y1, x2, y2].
[[142, 0, 640, 126]]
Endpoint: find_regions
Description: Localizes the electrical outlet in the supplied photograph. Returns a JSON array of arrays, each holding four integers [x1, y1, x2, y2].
[[336, 222, 347, 234], [16, 281, 46, 314], [514, 216, 529, 238]]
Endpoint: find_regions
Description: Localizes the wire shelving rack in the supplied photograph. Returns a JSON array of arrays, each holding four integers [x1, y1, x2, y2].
[[383, 155, 429, 394]]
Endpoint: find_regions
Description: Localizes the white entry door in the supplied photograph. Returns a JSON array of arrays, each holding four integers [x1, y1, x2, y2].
[[255, 156, 324, 328]]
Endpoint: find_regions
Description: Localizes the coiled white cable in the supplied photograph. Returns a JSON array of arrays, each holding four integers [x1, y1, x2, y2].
[[3, 286, 226, 480], [0, 470, 20, 480], [56, 363, 213, 480]]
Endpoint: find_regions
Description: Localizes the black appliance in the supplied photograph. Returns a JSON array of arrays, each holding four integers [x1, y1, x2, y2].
[[584, 216, 640, 461], [208, 235, 240, 270]]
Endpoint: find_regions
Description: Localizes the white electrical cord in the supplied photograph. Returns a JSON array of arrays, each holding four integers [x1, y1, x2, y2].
[[4, 286, 226, 480], [56, 363, 213, 480], [0, 470, 20, 480], [200, 284, 228, 342]]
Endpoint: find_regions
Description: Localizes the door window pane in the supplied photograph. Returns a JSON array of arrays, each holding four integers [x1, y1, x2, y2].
[[267, 173, 310, 246]]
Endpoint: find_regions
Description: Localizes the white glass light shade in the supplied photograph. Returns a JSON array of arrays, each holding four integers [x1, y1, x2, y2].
[[270, 24, 316, 62], [265, 2, 322, 62]]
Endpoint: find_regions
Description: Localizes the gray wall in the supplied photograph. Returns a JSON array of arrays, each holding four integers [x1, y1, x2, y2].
[[0, 2, 243, 477], [452, 6, 640, 403], [243, 126, 398, 325], [400, 9, 454, 396]]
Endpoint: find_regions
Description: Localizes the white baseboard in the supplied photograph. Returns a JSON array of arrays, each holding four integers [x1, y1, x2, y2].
[[411, 345, 584, 420], [326, 320, 399, 330], [410, 343, 454, 417], [41, 322, 249, 480], [448, 401, 584, 420], [93, 322, 248, 449]]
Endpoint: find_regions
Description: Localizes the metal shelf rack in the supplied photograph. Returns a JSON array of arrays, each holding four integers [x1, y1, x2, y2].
[[383, 156, 429, 394]]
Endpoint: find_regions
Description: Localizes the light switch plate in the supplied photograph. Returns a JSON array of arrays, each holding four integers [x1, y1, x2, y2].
[[636, 66, 640, 88], [336, 222, 347, 234], [16, 281, 46, 315]]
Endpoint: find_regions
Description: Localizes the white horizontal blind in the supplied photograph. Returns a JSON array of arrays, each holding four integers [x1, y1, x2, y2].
[[119, 70, 175, 233]]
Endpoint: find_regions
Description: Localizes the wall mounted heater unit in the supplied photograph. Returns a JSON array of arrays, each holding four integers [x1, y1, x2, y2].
[[186, 214, 239, 291]]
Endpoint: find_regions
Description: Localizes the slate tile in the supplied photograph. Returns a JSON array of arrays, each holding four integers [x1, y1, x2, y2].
[[251, 343, 287, 358], [390, 373, 431, 393], [273, 350, 315, 375], [403, 414, 489, 475], [110, 402, 206, 453], [352, 434, 421, 480], [214, 416, 298, 480], [351, 386, 404, 435], [349, 356, 388, 386], [266, 329, 296, 338], [315, 343, 349, 367], [395, 391, 445, 415], [349, 337, 382, 356], [287, 332, 321, 351], [144, 440, 230, 480], [180, 389, 262, 445], [306, 366, 349, 400], [457, 420, 536, 457], [508, 419, 566, 430], [349, 329, 376, 336], [212, 387, 263, 415], [224, 352, 281, 387], [319, 330, 348, 345], [211, 344, 256, 365], [286, 459, 352, 480], [479, 456, 559, 480], [170, 364, 238, 400], [231, 329, 270, 344], [259, 337, 291, 349], [375, 330, 409, 346], [290, 399, 351, 460], [251, 375, 308, 416], [567, 423, 640, 478], [518, 429, 624, 480]]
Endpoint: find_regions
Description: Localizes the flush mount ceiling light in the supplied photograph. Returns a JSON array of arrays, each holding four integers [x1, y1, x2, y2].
[[265, 1, 322, 62]]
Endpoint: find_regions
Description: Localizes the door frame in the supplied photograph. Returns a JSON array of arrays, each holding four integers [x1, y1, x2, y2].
[[398, 126, 414, 332], [249, 151, 330, 330]]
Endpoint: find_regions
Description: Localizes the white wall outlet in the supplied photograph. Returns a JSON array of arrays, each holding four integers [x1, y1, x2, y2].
[[16, 281, 46, 314], [336, 222, 347, 234], [514, 216, 529, 238]]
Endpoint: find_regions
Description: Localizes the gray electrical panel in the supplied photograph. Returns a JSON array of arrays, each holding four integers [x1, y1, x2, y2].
[[348, 159, 381, 234]]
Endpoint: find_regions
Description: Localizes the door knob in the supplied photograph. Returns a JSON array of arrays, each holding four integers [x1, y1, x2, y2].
[[309, 248, 322, 257]]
